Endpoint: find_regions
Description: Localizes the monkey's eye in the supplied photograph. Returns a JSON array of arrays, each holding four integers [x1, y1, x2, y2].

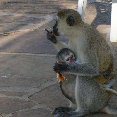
[[70, 55, 74, 58], [66, 15, 75, 26], [66, 58, 70, 62]]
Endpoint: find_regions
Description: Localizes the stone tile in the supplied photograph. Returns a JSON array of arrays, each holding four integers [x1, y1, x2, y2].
[[0, 76, 54, 88], [0, 54, 56, 86], [0, 26, 58, 54], [29, 84, 68, 110], [0, 54, 57, 99], [0, 97, 35, 114], [11, 108, 51, 117]]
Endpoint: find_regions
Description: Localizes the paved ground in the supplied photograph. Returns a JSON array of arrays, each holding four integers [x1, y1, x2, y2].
[[0, 0, 117, 117]]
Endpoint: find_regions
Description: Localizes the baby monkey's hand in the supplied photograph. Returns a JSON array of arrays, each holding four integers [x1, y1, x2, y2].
[[53, 62, 69, 72]]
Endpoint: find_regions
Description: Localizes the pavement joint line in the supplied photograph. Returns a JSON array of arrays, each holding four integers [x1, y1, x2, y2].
[[0, 87, 39, 92], [31, 104, 52, 111], [0, 94, 30, 101], [25, 81, 57, 99], [0, 52, 56, 57], [0, 81, 57, 97]]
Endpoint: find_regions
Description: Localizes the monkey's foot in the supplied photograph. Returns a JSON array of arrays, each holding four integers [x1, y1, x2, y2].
[[53, 107, 87, 117], [52, 107, 73, 117], [68, 111, 87, 117]]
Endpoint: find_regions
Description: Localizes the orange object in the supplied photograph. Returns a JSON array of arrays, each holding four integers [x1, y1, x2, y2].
[[57, 72, 65, 82], [96, 63, 113, 84]]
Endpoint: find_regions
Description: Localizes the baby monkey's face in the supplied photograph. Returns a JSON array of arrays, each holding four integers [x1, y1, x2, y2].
[[64, 52, 76, 64], [57, 48, 76, 64]]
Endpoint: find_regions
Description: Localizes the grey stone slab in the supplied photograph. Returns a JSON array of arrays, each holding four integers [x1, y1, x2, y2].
[[0, 54, 56, 80], [0, 97, 35, 114], [11, 108, 51, 117], [0, 54, 57, 98], [0, 0, 77, 33], [29, 84, 68, 110], [0, 12, 45, 33], [0, 28, 57, 54]]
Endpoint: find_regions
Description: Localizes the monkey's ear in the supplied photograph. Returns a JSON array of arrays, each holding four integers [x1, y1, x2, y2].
[[66, 15, 75, 26]]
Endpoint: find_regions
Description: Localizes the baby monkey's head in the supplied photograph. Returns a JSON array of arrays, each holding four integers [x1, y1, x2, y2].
[[56, 48, 76, 64]]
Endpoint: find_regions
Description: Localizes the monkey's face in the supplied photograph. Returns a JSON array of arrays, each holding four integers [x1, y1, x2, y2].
[[64, 52, 76, 64], [57, 48, 76, 64], [56, 9, 83, 37]]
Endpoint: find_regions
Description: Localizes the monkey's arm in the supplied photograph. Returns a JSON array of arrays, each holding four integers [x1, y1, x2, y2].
[[54, 62, 99, 76], [46, 29, 68, 51]]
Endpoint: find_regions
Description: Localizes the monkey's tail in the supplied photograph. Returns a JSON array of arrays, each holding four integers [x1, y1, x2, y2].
[[102, 106, 117, 114], [105, 88, 117, 96]]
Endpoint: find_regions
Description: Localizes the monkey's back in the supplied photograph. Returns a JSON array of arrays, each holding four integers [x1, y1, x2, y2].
[[85, 25, 113, 73]]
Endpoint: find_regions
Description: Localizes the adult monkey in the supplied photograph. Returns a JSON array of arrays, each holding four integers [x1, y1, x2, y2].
[[46, 9, 117, 117]]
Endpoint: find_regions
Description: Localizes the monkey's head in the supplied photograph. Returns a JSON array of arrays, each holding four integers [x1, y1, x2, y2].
[[56, 48, 76, 64], [56, 9, 83, 37]]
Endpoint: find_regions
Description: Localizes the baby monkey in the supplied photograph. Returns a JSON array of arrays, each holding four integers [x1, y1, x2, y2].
[[56, 48, 117, 96], [55, 48, 77, 103]]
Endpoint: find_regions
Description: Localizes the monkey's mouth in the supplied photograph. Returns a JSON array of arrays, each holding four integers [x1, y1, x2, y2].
[[53, 20, 59, 36], [69, 59, 75, 64]]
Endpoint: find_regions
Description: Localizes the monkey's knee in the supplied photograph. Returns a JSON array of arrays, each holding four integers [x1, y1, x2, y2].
[[101, 106, 117, 115], [69, 101, 76, 109]]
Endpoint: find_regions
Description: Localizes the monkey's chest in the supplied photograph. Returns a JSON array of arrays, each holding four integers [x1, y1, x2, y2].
[[69, 39, 90, 63]]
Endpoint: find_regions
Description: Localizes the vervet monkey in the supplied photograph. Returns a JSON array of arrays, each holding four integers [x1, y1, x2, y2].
[[46, 9, 117, 117]]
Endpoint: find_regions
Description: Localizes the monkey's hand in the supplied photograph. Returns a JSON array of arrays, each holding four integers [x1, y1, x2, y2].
[[53, 62, 69, 73], [45, 29, 57, 44], [53, 20, 59, 36]]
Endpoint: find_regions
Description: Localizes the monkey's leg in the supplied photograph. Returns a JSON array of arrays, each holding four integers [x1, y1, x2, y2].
[[52, 107, 73, 117], [69, 101, 76, 109], [101, 106, 117, 114], [100, 82, 117, 96]]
